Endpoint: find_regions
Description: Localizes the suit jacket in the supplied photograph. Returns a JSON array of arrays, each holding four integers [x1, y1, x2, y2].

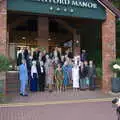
[[23, 49, 29, 60], [32, 51, 37, 61], [37, 62, 45, 76], [68, 52, 73, 59], [17, 53, 22, 66], [88, 65, 96, 78], [80, 53, 87, 62], [79, 66, 87, 79], [84, 66, 89, 77], [42, 55, 46, 63]]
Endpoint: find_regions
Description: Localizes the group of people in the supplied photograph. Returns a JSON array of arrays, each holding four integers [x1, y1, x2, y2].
[[18, 47, 96, 96]]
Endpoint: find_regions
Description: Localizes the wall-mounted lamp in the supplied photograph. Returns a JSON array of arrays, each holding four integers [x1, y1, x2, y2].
[[22, 37, 26, 40]]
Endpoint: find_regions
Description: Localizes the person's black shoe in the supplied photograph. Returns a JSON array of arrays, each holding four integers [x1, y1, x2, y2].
[[20, 93, 23, 96], [23, 94, 28, 96]]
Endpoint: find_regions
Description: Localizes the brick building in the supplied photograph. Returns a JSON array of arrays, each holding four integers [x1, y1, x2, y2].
[[0, 0, 120, 94]]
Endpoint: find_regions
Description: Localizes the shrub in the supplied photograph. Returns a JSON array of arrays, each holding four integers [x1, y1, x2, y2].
[[96, 67, 102, 79], [0, 54, 10, 72]]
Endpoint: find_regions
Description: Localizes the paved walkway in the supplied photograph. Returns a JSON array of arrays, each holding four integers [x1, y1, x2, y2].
[[0, 89, 117, 120], [0, 101, 117, 120], [8, 89, 114, 104]]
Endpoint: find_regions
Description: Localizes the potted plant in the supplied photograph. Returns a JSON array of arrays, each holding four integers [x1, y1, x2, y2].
[[0, 54, 10, 102], [110, 59, 120, 93]]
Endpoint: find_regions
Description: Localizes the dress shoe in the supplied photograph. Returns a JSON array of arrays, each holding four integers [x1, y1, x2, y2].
[[20, 93, 23, 96], [23, 94, 28, 96]]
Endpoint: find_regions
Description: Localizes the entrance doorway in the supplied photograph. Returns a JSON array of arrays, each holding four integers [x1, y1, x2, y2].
[[7, 12, 102, 94], [8, 13, 102, 67], [8, 13, 74, 60], [48, 19, 73, 55]]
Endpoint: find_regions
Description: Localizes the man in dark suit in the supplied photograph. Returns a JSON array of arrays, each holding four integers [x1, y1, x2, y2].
[[37, 60, 46, 92]]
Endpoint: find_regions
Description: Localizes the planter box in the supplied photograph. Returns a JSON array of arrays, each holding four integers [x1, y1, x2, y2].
[[0, 80, 4, 94], [6, 71, 19, 95], [111, 77, 120, 93], [0, 72, 6, 95], [95, 77, 102, 88], [0, 96, 5, 103]]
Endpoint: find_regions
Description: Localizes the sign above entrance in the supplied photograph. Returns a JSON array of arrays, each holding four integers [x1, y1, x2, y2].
[[31, 0, 97, 9], [7, 0, 106, 20]]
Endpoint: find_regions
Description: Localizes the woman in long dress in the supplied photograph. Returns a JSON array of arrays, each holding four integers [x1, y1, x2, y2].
[[55, 63, 63, 92], [19, 59, 28, 96], [62, 61, 69, 91], [30, 60, 38, 92], [47, 58, 54, 92], [67, 60, 73, 85], [72, 61, 79, 91], [44, 55, 50, 87]]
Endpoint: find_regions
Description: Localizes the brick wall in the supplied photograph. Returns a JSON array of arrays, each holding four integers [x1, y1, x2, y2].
[[102, 9, 116, 93], [0, 0, 7, 56], [0, 0, 7, 95], [37, 17, 49, 52], [73, 31, 80, 56]]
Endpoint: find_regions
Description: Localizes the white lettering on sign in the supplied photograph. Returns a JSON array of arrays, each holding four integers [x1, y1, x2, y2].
[[71, 1, 97, 8], [31, 0, 98, 9], [72, 1, 79, 7]]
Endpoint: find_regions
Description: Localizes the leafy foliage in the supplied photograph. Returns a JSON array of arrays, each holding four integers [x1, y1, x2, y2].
[[96, 67, 102, 79], [110, 59, 120, 73], [112, 0, 120, 9], [0, 54, 10, 72]]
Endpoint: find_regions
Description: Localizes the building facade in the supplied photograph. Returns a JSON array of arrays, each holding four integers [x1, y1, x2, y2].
[[0, 0, 120, 94]]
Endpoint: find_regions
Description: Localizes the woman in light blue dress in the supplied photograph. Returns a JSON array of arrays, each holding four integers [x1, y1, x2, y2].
[[19, 59, 28, 96]]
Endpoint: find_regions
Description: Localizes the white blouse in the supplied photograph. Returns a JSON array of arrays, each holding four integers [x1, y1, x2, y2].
[[31, 65, 37, 77], [40, 66, 44, 73]]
